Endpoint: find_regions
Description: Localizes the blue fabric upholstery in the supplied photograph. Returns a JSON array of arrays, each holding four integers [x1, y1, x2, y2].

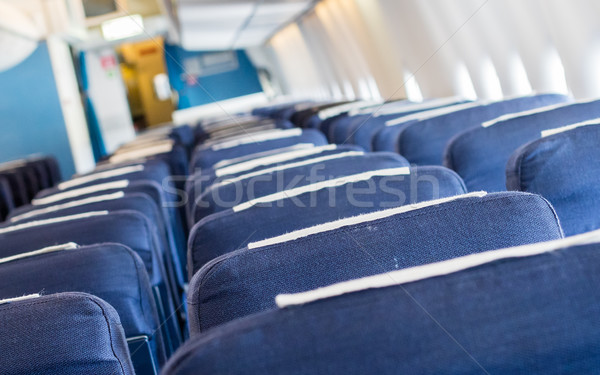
[[191, 153, 409, 223], [6, 193, 183, 294], [310, 101, 390, 138], [371, 99, 501, 153], [206, 120, 293, 143], [33, 160, 188, 235], [41, 155, 62, 185], [275, 104, 313, 121], [333, 99, 470, 149], [396, 94, 571, 165], [27, 159, 51, 190], [0, 211, 162, 284], [104, 142, 189, 178], [188, 191, 563, 332], [445, 99, 600, 192], [321, 101, 411, 141], [169, 125, 194, 150], [506, 123, 600, 236], [166, 234, 600, 375], [252, 101, 312, 119], [0, 210, 181, 354], [195, 117, 292, 145], [35, 159, 171, 198], [0, 243, 166, 372], [0, 176, 14, 220], [190, 129, 328, 170], [0, 169, 29, 207], [14, 155, 60, 189], [339, 114, 407, 150], [202, 143, 318, 171], [19, 179, 187, 278], [185, 145, 363, 219], [0, 292, 135, 375], [290, 102, 351, 128], [11, 155, 62, 187], [188, 166, 467, 277], [326, 113, 370, 143], [0, 160, 47, 203]]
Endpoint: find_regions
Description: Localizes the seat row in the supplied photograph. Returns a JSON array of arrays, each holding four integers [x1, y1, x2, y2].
[[167, 100, 600, 373], [0, 155, 61, 220], [0, 124, 195, 374], [2, 93, 600, 374], [262, 96, 600, 236]]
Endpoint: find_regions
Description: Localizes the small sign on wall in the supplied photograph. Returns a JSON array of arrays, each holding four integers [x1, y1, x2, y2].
[[100, 54, 117, 77], [182, 51, 239, 81]]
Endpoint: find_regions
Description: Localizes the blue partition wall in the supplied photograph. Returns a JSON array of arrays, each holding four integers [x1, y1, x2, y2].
[[0, 42, 75, 179], [164, 45, 263, 109]]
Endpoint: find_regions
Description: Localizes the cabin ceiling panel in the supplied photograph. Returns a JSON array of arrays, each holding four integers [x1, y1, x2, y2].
[[175, 0, 316, 50]]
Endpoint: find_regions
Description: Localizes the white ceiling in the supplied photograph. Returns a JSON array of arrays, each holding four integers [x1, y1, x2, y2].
[[176, 0, 315, 51]]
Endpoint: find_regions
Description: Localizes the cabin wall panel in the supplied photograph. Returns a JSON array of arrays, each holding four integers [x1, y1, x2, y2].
[[0, 42, 75, 179]]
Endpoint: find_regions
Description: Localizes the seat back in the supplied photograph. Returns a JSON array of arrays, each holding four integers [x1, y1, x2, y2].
[[105, 141, 189, 177], [0, 176, 14, 220], [312, 100, 386, 138], [0, 243, 165, 373], [444, 99, 600, 191], [0, 210, 162, 285], [36, 155, 62, 185], [191, 152, 408, 223], [7, 192, 182, 287], [188, 166, 467, 277], [11, 192, 183, 292], [36, 160, 171, 197], [167, 230, 600, 375], [195, 117, 291, 144], [27, 179, 187, 277], [396, 94, 570, 165], [506, 122, 600, 236], [373, 103, 478, 152], [343, 97, 471, 150], [0, 292, 135, 375], [191, 129, 328, 170], [199, 119, 292, 144], [0, 210, 180, 354], [0, 160, 43, 203], [0, 169, 28, 207], [188, 191, 563, 333], [186, 144, 363, 218]]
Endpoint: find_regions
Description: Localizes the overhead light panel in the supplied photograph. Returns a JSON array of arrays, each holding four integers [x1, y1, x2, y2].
[[253, 2, 311, 18], [178, 3, 254, 23], [101, 14, 144, 41]]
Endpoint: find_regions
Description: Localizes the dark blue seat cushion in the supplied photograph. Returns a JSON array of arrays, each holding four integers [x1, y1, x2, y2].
[[35, 159, 171, 198], [191, 153, 409, 223], [188, 191, 563, 332], [396, 94, 570, 165], [0, 292, 135, 374], [0, 210, 163, 286], [0, 243, 166, 366], [167, 234, 600, 375], [0, 176, 14, 221], [444, 99, 600, 192], [341, 99, 471, 150], [506, 123, 600, 236], [188, 166, 467, 277], [186, 145, 363, 219], [24, 180, 187, 279], [191, 129, 328, 170]]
